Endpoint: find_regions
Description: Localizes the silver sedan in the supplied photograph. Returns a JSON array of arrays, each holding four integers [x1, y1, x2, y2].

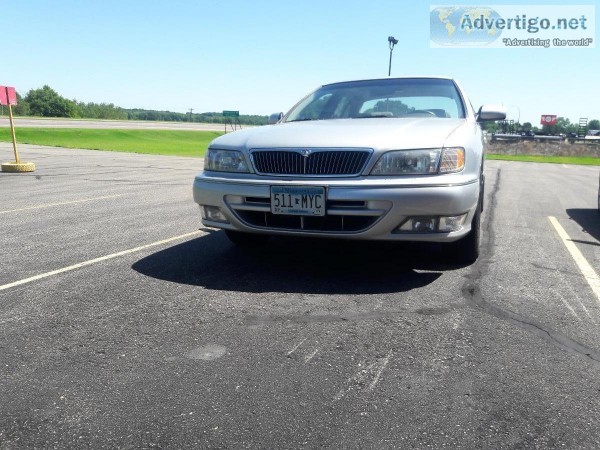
[[193, 77, 505, 264]]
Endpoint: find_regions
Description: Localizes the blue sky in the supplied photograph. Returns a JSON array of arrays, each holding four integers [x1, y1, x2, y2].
[[3, 0, 598, 124]]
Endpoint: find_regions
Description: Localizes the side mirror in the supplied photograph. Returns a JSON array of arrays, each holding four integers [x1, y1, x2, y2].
[[268, 112, 284, 125], [477, 104, 506, 122]]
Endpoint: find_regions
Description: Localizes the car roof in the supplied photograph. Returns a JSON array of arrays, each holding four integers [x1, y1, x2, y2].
[[321, 76, 456, 88]]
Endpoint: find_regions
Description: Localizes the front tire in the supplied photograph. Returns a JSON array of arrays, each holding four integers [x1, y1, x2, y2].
[[447, 204, 481, 265]]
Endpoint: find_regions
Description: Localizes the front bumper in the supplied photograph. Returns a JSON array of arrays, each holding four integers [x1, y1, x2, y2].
[[193, 173, 480, 242]]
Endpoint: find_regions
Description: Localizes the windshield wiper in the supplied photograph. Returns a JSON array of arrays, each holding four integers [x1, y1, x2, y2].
[[353, 114, 395, 119], [287, 118, 317, 122]]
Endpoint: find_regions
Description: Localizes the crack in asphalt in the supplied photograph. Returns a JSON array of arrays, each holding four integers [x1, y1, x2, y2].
[[530, 262, 581, 278], [462, 168, 600, 366]]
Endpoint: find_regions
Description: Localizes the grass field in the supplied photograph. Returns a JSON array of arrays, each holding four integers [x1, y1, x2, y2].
[[1, 127, 598, 165], [486, 153, 600, 166], [0, 128, 222, 158]]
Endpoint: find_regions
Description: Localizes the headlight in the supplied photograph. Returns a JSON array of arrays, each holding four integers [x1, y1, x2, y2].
[[205, 149, 250, 172], [370, 148, 465, 175], [371, 149, 440, 175], [439, 147, 465, 173]]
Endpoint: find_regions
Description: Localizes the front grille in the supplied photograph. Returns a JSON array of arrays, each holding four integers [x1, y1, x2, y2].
[[251, 150, 371, 176], [236, 210, 378, 233]]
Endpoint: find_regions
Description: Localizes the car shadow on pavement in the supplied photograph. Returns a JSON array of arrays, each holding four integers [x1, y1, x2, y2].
[[566, 208, 600, 247], [131, 230, 466, 295]]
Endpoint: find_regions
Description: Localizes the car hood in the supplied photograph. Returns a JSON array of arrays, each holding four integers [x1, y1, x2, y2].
[[209, 118, 468, 151]]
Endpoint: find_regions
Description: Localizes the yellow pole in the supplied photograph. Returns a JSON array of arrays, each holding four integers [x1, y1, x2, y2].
[[7, 102, 20, 164]]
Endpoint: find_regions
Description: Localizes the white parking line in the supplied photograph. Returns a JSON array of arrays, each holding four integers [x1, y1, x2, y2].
[[368, 351, 392, 391], [304, 349, 319, 363], [0, 230, 203, 292], [334, 351, 392, 401], [549, 216, 600, 303], [0, 194, 124, 214], [287, 339, 306, 356]]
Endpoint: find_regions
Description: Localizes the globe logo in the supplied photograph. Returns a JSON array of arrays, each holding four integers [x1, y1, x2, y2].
[[430, 6, 504, 46]]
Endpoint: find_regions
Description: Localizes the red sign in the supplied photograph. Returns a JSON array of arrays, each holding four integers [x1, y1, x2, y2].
[[6, 87, 17, 105], [0, 86, 17, 106], [540, 115, 557, 125]]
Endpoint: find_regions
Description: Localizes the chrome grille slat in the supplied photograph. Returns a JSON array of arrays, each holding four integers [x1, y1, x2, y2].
[[343, 153, 353, 174], [348, 152, 359, 174], [251, 149, 370, 176], [333, 151, 342, 174], [339, 152, 346, 173], [328, 152, 336, 174]]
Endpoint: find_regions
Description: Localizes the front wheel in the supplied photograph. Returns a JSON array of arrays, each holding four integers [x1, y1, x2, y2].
[[446, 205, 481, 265]]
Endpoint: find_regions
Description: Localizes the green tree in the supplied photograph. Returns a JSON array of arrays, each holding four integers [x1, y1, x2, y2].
[[13, 92, 30, 116], [557, 117, 577, 134], [588, 119, 600, 130], [542, 117, 577, 135], [522, 122, 532, 131], [371, 100, 414, 116], [1, 91, 29, 116], [480, 121, 499, 133], [75, 101, 127, 120], [25, 85, 77, 118]]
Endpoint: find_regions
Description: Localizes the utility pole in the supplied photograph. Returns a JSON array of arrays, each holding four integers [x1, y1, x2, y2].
[[189, 108, 194, 122]]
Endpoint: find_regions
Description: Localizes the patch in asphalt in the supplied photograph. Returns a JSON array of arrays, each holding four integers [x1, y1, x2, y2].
[[185, 344, 227, 361], [245, 304, 463, 326]]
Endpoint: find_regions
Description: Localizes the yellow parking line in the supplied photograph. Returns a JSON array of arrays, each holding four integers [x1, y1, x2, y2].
[[549, 216, 600, 303], [0, 230, 203, 292], [0, 194, 124, 214]]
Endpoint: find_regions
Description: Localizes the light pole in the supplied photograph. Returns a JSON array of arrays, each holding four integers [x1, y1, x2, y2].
[[388, 36, 398, 76]]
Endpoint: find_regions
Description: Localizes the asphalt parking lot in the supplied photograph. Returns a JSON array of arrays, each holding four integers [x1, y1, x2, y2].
[[1, 144, 599, 448]]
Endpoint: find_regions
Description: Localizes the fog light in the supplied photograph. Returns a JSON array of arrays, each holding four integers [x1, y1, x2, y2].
[[439, 213, 468, 232], [201, 205, 229, 223], [397, 217, 437, 233]]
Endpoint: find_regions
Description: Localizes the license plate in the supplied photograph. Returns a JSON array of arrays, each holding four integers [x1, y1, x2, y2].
[[271, 186, 325, 216]]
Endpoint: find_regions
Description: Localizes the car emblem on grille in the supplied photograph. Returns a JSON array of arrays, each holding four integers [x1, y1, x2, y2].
[[299, 149, 312, 158]]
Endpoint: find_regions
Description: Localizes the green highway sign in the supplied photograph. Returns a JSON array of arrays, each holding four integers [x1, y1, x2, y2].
[[222, 110, 239, 117]]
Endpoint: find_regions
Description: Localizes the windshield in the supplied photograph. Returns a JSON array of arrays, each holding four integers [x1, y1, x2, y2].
[[285, 78, 466, 122]]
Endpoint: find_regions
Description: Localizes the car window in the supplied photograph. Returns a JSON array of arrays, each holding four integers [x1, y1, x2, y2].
[[286, 78, 466, 121], [359, 96, 460, 118], [295, 93, 333, 120]]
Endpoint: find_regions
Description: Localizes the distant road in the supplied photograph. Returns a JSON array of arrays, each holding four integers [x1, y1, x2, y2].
[[0, 117, 241, 132]]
